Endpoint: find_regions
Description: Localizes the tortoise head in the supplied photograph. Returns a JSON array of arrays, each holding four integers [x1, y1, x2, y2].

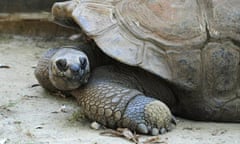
[[49, 48, 90, 91]]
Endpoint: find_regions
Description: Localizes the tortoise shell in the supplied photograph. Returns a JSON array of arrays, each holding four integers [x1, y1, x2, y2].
[[52, 0, 240, 92]]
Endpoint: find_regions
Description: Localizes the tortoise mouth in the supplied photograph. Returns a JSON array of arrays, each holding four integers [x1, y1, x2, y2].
[[66, 70, 90, 85], [51, 69, 90, 91], [51, 60, 90, 90], [66, 60, 91, 85]]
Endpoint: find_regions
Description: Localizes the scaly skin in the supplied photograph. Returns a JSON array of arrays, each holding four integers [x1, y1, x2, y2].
[[35, 47, 176, 135], [35, 48, 59, 92], [71, 65, 176, 135]]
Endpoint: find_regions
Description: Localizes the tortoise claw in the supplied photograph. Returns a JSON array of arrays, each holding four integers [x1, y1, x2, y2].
[[171, 116, 177, 125], [136, 123, 148, 134], [160, 128, 167, 134]]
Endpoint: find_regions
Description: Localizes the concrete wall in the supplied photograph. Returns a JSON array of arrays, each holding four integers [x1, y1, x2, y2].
[[0, 0, 65, 12]]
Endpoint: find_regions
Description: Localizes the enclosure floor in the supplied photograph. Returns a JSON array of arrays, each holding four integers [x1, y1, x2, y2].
[[0, 35, 239, 144]]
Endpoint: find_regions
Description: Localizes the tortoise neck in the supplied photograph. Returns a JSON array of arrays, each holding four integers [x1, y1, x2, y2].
[[77, 41, 113, 70]]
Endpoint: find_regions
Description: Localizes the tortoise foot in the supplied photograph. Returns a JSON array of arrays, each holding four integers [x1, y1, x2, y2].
[[120, 95, 176, 135]]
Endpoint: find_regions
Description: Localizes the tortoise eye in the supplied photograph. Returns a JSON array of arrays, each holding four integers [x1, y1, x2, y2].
[[56, 59, 68, 71], [79, 57, 87, 69]]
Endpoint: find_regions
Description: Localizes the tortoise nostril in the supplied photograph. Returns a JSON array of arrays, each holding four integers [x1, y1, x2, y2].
[[56, 58, 68, 71], [79, 57, 87, 70], [70, 64, 80, 74]]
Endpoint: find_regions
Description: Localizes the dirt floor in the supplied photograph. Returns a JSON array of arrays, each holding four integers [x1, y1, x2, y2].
[[0, 35, 240, 144]]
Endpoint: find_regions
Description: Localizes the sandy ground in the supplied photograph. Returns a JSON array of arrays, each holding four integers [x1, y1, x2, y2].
[[0, 35, 240, 144]]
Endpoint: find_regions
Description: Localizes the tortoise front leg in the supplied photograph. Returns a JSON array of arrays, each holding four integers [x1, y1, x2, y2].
[[71, 81, 175, 135]]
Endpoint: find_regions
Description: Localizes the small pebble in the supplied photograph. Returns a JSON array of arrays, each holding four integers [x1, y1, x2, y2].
[[160, 128, 166, 134], [60, 104, 67, 113], [0, 138, 9, 144], [90, 121, 101, 130]]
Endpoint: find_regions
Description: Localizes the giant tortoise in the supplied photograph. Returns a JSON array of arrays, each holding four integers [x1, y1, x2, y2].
[[35, 0, 240, 135]]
